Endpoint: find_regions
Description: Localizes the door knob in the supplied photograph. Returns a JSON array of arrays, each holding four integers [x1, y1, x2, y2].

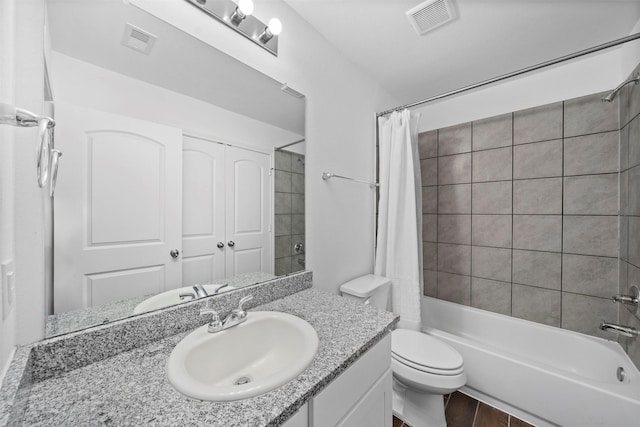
[[170, 249, 180, 258], [217, 242, 224, 249], [228, 241, 235, 247]]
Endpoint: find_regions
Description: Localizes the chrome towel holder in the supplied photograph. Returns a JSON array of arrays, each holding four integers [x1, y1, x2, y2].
[[322, 172, 379, 189], [0, 102, 58, 191]]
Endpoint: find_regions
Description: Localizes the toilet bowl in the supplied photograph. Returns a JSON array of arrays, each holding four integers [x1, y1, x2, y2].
[[339, 274, 466, 427], [391, 329, 466, 427]]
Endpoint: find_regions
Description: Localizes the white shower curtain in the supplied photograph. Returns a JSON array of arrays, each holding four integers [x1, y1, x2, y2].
[[375, 109, 423, 331]]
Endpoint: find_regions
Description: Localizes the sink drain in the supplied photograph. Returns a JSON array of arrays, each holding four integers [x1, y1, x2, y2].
[[234, 376, 252, 385]]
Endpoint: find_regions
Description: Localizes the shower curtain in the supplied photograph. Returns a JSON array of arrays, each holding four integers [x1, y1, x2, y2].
[[375, 109, 423, 331]]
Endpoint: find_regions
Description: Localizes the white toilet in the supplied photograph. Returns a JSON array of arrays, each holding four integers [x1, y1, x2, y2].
[[340, 274, 466, 427]]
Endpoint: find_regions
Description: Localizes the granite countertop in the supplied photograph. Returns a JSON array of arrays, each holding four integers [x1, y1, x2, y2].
[[21, 289, 398, 426]]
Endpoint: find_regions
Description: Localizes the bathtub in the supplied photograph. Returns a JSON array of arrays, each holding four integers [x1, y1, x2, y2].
[[421, 297, 640, 427]]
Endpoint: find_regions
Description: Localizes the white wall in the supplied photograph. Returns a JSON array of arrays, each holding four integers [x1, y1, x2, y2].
[[129, 0, 400, 294], [415, 48, 623, 132], [51, 52, 303, 151], [0, 0, 17, 381]]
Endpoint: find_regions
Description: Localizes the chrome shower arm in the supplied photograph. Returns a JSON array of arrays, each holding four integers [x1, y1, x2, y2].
[[602, 73, 640, 102]]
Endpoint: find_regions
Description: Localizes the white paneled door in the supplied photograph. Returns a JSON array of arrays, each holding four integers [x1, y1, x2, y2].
[[181, 136, 226, 286], [54, 103, 183, 313], [182, 137, 272, 283], [225, 146, 271, 277]]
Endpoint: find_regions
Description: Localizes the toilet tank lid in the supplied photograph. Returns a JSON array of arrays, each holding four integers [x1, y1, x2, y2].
[[340, 274, 391, 298]]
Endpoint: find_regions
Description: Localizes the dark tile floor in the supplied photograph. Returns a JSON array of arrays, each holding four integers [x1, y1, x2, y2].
[[393, 391, 535, 427]]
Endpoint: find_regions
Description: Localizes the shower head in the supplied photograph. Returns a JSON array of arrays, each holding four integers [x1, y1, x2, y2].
[[297, 158, 305, 166], [602, 73, 640, 103]]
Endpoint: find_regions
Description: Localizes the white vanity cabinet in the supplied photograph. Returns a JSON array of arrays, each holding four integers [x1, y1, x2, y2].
[[283, 334, 392, 427]]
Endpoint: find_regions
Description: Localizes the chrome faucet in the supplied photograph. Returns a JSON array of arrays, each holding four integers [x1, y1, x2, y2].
[[179, 283, 229, 301], [200, 295, 253, 333], [600, 321, 639, 338]]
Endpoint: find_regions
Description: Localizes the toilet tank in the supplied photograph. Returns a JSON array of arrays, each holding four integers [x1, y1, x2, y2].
[[340, 274, 391, 310]]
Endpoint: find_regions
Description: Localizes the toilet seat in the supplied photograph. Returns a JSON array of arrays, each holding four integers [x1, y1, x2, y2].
[[391, 329, 464, 375]]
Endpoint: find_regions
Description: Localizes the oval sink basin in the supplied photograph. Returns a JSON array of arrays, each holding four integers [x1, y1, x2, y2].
[[166, 311, 319, 401], [133, 284, 235, 314]]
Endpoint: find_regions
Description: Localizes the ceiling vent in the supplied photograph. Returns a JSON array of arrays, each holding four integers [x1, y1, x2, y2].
[[121, 23, 157, 55], [406, 0, 456, 36]]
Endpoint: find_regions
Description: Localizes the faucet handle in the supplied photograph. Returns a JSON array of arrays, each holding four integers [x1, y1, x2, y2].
[[210, 283, 229, 294], [200, 308, 221, 326], [237, 295, 253, 311]]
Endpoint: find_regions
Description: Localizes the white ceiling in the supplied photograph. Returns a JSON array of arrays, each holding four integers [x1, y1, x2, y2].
[[47, 0, 305, 136], [284, 0, 640, 106]]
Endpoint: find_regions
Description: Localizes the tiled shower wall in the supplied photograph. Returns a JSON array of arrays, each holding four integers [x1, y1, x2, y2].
[[420, 90, 622, 340], [619, 62, 640, 367], [274, 150, 305, 276]]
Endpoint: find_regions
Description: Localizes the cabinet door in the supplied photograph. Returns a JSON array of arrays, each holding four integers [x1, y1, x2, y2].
[[225, 146, 272, 276], [54, 103, 182, 312], [282, 403, 309, 427], [338, 369, 392, 427], [182, 136, 226, 285]]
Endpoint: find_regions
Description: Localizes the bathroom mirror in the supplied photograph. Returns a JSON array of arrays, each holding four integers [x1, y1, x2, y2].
[[44, 0, 306, 337]]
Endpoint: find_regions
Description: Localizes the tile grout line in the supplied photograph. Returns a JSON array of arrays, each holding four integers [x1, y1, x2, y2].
[[471, 399, 480, 427], [560, 100, 565, 328], [436, 129, 440, 298], [511, 111, 515, 315], [470, 121, 474, 306]]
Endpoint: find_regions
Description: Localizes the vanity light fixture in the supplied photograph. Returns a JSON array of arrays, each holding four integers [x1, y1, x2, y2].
[[185, 0, 281, 56], [258, 18, 282, 44]]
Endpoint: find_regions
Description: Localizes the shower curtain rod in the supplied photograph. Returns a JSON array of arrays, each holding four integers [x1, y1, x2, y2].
[[376, 32, 640, 117], [274, 138, 305, 151]]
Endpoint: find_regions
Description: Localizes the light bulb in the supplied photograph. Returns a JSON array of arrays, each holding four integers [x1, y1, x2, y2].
[[238, 0, 254, 16], [268, 18, 282, 35]]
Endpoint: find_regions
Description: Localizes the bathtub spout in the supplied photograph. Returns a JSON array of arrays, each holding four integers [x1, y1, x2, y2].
[[600, 321, 639, 338]]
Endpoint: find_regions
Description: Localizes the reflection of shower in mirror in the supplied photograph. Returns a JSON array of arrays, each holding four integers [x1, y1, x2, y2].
[[297, 157, 305, 166]]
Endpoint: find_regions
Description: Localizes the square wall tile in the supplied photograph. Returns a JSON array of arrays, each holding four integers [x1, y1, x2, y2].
[[512, 250, 561, 290], [291, 154, 305, 174], [471, 246, 511, 282], [561, 293, 617, 339], [275, 170, 292, 192], [513, 215, 562, 252], [424, 269, 437, 297], [438, 214, 471, 245], [513, 102, 563, 145], [437, 272, 471, 305], [620, 215, 629, 262], [439, 153, 471, 185], [275, 151, 292, 171], [512, 284, 561, 327], [629, 166, 640, 216], [438, 243, 471, 275], [472, 215, 512, 248], [274, 192, 292, 214], [513, 139, 562, 179], [439, 122, 472, 155], [563, 216, 618, 257], [292, 193, 305, 214], [472, 147, 512, 182], [513, 178, 562, 215], [421, 158, 438, 186], [292, 214, 305, 235], [275, 257, 292, 276], [275, 214, 292, 236], [422, 186, 437, 214], [275, 235, 292, 258], [423, 214, 437, 242], [419, 130, 438, 159], [438, 184, 471, 214], [423, 242, 437, 270], [564, 91, 619, 137], [629, 217, 640, 267], [564, 131, 619, 176], [563, 174, 618, 216], [630, 115, 640, 169], [621, 171, 629, 216], [472, 113, 513, 151], [619, 259, 629, 294], [621, 124, 630, 172], [292, 173, 305, 194], [471, 278, 511, 315], [472, 181, 512, 214], [562, 254, 618, 299]]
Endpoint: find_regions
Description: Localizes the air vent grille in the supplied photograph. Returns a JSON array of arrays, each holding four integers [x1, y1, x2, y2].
[[406, 0, 456, 36], [121, 23, 157, 55]]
